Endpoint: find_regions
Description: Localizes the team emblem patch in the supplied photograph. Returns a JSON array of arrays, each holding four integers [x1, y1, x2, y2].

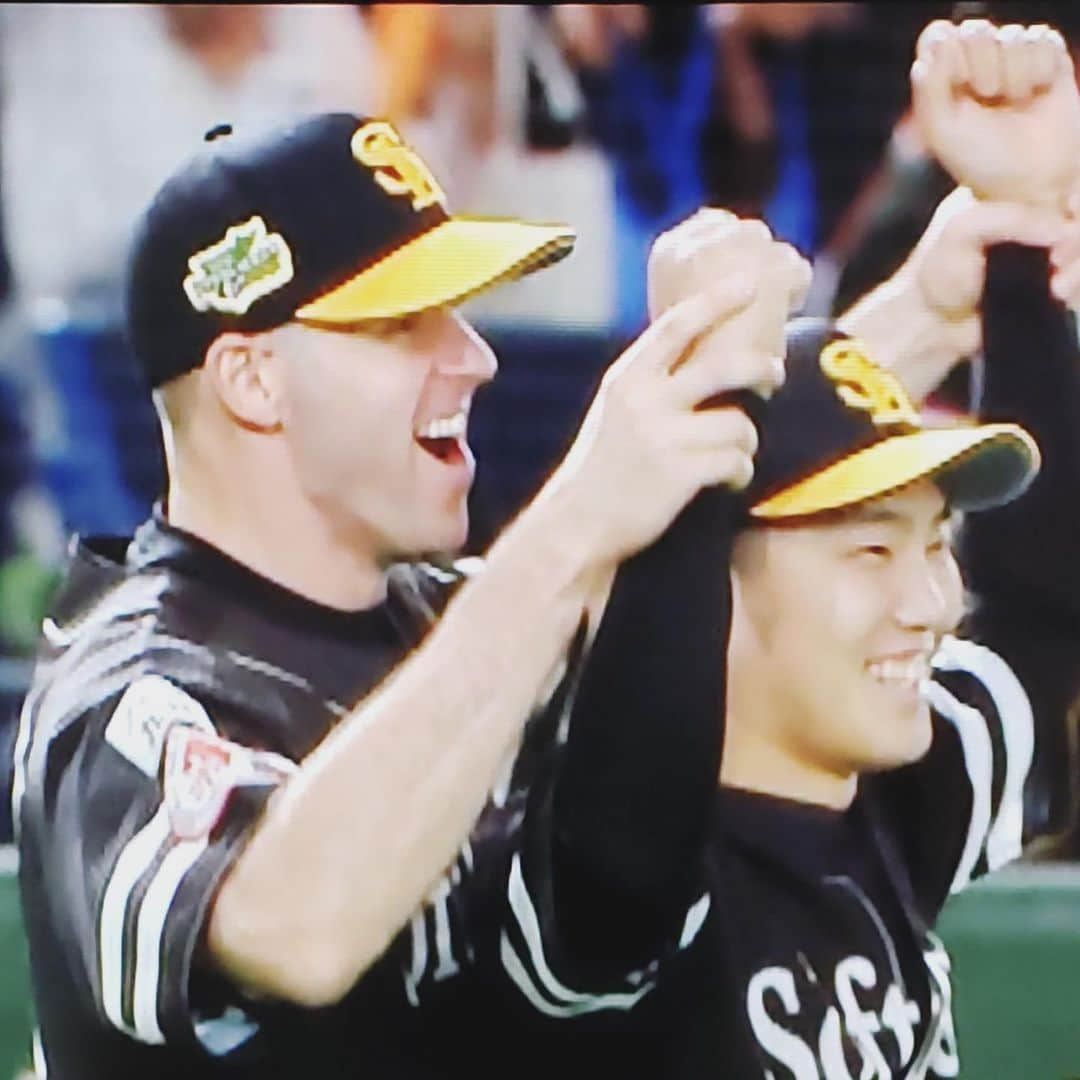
[[105, 675, 215, 778], [182, 215, 295, 316], [163, 726, 296, 840], [819, 340, 920, 428], [351, 120, 446, 212]]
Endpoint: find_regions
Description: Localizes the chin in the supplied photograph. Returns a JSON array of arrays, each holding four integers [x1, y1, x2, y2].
[[413, 514, 469, 561], [885, 703, 934, 769], [856, 701, 934, 775]]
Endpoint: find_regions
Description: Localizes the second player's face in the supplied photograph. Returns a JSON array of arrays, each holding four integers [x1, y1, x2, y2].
[[270, 310, 497, 561], [729, 480, 964, 784]]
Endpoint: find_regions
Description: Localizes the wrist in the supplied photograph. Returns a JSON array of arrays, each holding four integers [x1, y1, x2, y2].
[[497, 471, 615, 600], [836, 270, 967, 405]]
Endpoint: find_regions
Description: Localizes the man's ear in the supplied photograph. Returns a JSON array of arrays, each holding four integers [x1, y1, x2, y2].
[[203, 332, 284, 431]]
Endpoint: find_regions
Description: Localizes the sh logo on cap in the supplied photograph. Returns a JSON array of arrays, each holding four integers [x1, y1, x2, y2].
[[351, 120, 446, 212], [819, 340, 920, 428]]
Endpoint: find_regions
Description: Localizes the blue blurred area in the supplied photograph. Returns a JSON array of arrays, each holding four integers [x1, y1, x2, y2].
[[467, 322, 620, 554], [35, 321, 162, 541]]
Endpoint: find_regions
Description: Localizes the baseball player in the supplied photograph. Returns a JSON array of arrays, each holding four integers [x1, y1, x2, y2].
[[13, 113, 809, 1076], [485, 19, 1080, 1078]]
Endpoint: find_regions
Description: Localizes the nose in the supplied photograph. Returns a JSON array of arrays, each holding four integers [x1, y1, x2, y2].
[[893, 551, 954, 637], [433, 312, 498, 385]]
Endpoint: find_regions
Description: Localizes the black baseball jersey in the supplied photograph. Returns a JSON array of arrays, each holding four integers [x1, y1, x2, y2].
[[510, 648, 1027, 1078], [484, 495, 1032, 1078], [15, 512, 642, 1078]]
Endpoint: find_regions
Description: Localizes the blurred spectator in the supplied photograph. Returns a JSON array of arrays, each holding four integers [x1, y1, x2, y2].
[[705, 3, 858, 249], [549, 4, 925, 337], [552, 5, 718, 337], [704, 3, 934, 258], [0, 4, 375, 540]]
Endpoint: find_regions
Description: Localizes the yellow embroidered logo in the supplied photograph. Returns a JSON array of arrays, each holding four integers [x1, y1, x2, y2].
[[819, 340, 919, 427], [351, 121, 446, 212], [182, 216, 294, 316]]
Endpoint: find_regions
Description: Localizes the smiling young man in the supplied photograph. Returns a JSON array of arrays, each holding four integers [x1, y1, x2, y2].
[[12, 112, 812, 1077], [484, 20, 1080, 1077]]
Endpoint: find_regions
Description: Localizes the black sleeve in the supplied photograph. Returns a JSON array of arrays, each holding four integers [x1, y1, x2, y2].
[[963, 244, 1080, 839], [19, 673, 291, 1054], [493, 413, 749, 1015], [548, 486, 737, 973]]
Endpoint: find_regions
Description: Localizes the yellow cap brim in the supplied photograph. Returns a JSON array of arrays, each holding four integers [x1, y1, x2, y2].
[[751, 423, 1040, 520], [294, 217, 575, 323]]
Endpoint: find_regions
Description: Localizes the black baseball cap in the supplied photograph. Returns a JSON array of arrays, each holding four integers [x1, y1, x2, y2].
[[744, 318, 1039, 519], [125, 113, 576, 387]]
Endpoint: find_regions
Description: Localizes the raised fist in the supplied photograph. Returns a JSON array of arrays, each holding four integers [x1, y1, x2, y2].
[[647, 208, 811, 396], [912, 19, 1080, 210]]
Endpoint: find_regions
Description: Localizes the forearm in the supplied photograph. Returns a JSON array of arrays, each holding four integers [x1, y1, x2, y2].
[[836, 271, 968, 405], [209, 487, 605, 1006]]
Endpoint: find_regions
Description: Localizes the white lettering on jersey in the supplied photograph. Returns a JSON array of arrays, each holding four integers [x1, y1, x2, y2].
[[748, 953, 950, 1078], [835, 956, 892, 1078], [403, 852, 468, 1005], [428, 873, 461, 982], [746, 967, 819, 1079], [818, 1006, 855, 1080], [104, 675, 214, 777]]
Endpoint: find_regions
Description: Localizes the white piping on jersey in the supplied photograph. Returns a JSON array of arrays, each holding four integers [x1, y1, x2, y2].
[[417, 563, 460, 585], [502, 854, 654, 1017], [99, 805, 172, 1040], [498, 935, 654, 1019], [40, 617, 73, 649], [678, 892, 711, 949], [32, 1027, 46, 1078], [11, 691, 34, 840], [932, 636, 1033, 871], [131, 836, 208, 1042], [16, 574, 171, 835], [907, 933, 958, 1079], [450, 556, 484, 578], [823, 875, 904, 989], [13, 620, 200, 839], [224, 650, 349, 720], [922, 679, 994, 895]]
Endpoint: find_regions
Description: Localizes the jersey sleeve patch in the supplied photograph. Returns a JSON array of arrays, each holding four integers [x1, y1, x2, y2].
[[163, 726, 295, 841], [96, 678, 296, 1045], [104, 675, 214, 778]]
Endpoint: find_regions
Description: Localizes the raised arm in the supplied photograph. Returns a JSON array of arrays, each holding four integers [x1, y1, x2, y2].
[[838, 19, 1078, 404], [515, 214, 809, 987]]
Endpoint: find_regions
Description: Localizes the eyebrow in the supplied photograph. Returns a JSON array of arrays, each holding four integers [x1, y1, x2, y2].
[[840, 505, 952, 528]]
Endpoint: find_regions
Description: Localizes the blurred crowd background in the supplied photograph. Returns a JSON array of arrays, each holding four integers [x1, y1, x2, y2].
[[0, 0, 1075, 773], [0, 5, 1079, 1075]]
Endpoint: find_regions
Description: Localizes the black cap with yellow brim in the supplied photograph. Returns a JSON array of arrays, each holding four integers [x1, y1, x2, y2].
[[745, 319, 1040, 521], [125, 113, 575, 388], [295, 216, 573, 324]]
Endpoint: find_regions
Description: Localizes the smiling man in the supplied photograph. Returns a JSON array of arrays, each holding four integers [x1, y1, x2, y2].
[[509, 314, 1044, 1078], [12, 112, 812, 1077]]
